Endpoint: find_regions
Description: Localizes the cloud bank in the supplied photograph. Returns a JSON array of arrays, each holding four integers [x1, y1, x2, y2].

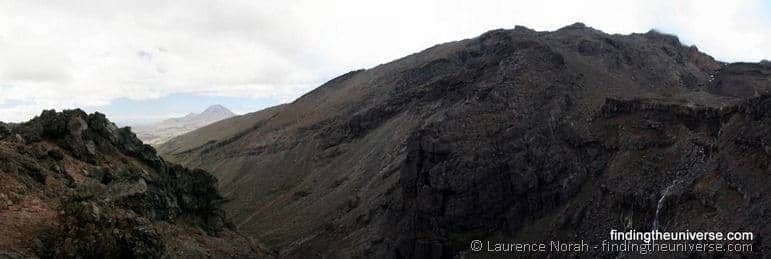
[[1, 0, 769, 122]]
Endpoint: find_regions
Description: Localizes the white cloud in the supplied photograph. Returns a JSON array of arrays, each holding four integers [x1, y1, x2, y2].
[[0, 0, 769, 122]]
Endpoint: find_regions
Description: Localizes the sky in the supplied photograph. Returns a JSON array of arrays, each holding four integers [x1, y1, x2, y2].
[[1, 0, 770, 125]]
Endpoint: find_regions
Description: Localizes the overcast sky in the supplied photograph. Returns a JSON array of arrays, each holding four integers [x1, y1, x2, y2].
[[1, 0, 770, 124]]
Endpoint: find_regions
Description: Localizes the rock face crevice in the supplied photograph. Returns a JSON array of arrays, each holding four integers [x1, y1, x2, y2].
[[0, 110, 264, 258], [158, 24, 769, 258]]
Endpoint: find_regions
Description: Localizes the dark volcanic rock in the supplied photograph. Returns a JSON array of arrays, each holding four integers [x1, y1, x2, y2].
[[0, 123, 10, 139], [0, 110, 266, 257], [159, 24, 769, 258]]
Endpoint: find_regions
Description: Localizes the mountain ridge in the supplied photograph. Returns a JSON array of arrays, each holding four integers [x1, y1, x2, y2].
[[160, 24, 769, 258], [134, 105, 236, 146]]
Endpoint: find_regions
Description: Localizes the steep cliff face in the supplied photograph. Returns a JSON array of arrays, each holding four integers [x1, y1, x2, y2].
[[160, 24, 769, 258], [395, 94, 769, 258], [0, 110, 265, 257]]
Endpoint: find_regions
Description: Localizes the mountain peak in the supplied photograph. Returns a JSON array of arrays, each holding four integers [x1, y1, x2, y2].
[[201, 104, 233, 115], [134, 105, 236, 146]]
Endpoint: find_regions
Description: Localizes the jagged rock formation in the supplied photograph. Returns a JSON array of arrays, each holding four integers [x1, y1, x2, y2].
[[0, 110, 266, 257], [160, 23, 770, 258], [134, 105, 236, 146]]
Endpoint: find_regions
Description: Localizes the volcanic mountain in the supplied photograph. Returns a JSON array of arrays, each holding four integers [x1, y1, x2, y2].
[[159, 23, 770, 258], [134, 105, 236, 146], [0, 110, 266, 257]]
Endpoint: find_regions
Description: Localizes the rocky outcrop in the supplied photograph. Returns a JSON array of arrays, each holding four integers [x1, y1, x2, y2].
[[0, 109, 265, 257], [160, 24, 769, 258]]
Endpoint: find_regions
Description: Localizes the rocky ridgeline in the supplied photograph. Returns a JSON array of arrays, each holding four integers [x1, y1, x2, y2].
[[0, 109, 262, 257]]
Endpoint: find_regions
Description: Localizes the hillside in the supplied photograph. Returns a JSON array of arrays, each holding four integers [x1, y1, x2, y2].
[[134, 105, 236, 146], [159, 24, 770, 258], [0, 110, 266, 257]]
